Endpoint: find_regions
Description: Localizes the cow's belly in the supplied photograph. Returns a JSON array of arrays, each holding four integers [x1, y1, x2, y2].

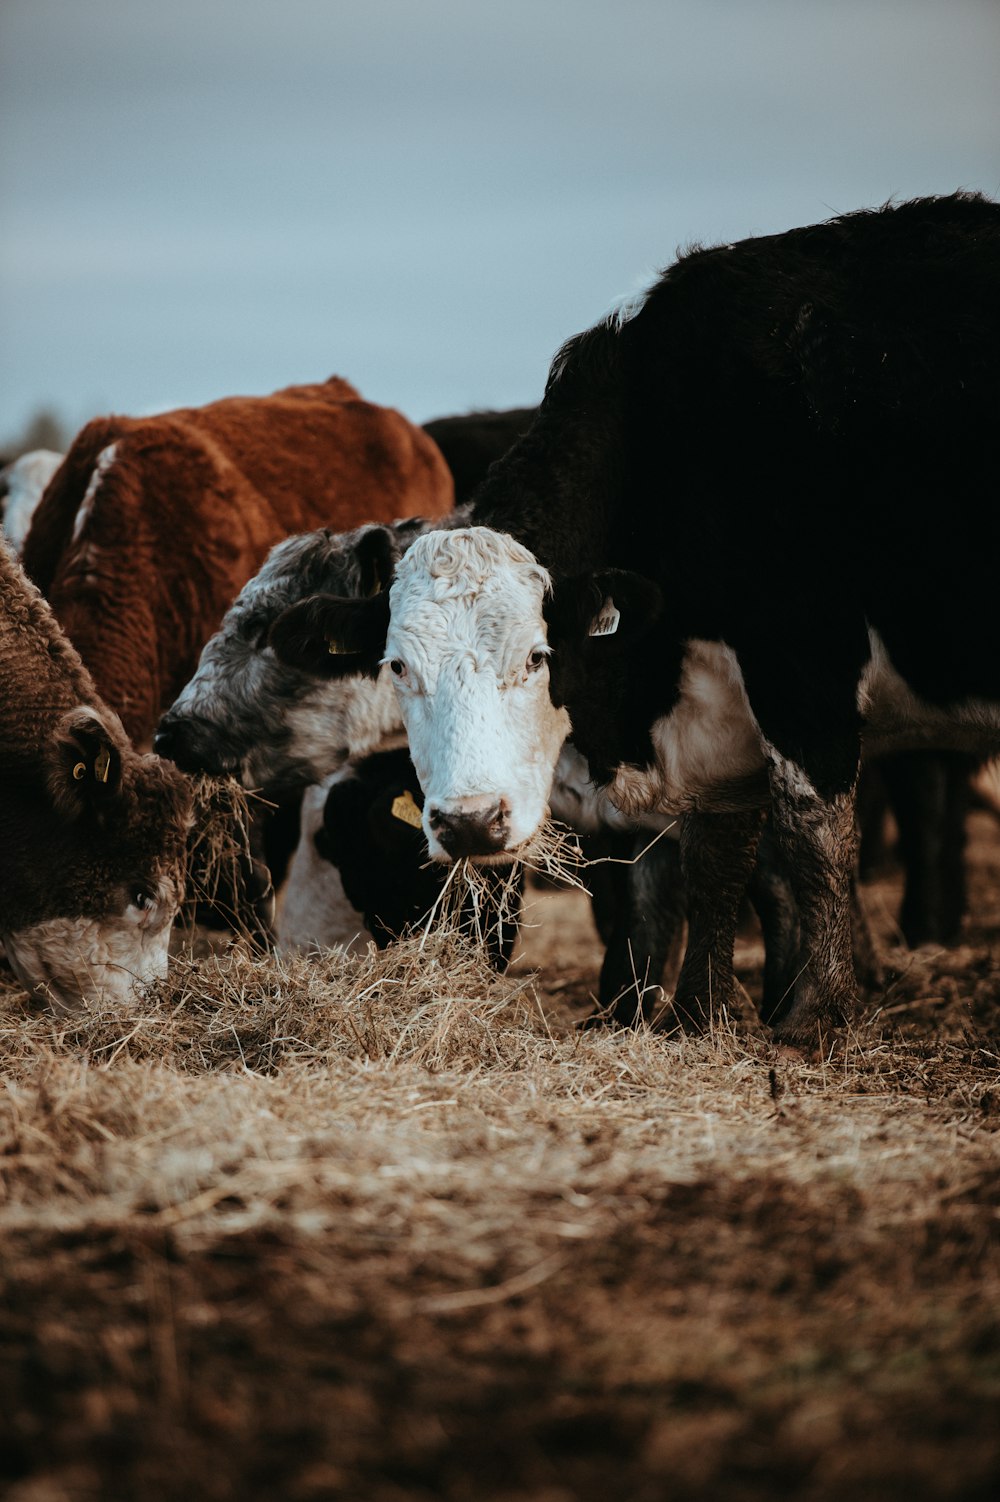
[[608, 641, 767, 817], [860, 629, 1000, 756]]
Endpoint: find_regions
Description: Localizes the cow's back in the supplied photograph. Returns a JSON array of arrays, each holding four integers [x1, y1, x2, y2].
[[21, 377, 454, 744]]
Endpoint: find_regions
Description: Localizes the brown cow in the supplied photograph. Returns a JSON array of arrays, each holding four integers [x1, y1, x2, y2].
[[0, 536, 191, 1012], [21, 376, 454, 746]]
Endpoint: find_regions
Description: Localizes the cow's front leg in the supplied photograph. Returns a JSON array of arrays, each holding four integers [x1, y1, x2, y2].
[[672, 807, 764, 1030], [597, 828, 687, 1026], [766, 749, 860, 1044]]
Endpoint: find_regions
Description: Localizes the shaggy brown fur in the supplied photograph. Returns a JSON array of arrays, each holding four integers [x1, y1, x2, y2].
[[0, 537, 190, 971], [21, 376, 454, 744]]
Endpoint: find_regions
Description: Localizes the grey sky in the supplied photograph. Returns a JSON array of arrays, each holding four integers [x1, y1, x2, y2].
[[1, 0, 997, 445]]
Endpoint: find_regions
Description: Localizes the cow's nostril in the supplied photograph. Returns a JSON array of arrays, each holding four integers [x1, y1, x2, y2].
[[152, 727, 176, 758], [429, 803, 510, 857], [152, 716, 231, 776]]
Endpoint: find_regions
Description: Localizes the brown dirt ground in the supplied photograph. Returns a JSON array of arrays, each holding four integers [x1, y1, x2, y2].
[[1, 814, 999, 1502]]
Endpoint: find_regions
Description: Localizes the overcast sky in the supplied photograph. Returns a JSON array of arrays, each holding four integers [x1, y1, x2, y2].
[[1, 0, 997, 448]]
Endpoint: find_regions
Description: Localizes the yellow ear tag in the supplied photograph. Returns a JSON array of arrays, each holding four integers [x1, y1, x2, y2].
[[72, 761, 87, 781], [391, 789, 423, 829], [94, 746, 111, 784]]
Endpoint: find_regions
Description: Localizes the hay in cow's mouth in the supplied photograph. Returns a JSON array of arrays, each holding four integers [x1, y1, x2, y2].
[[179, 774, 275, 939]]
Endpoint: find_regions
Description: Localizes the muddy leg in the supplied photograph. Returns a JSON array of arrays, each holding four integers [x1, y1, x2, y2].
[[880, 750, 972, 946], [766, 753, 860, 1045], [598, 830, 687, 1026], [672, 808, 764, 1031], [748, 819, 801, 1027]]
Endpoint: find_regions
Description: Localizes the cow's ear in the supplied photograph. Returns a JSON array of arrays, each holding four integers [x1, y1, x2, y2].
[[547, 569, 662, 644], [355, 525, 398, 598], [368, 780, 427, 856], [268, 591, 390, 678], [46, 706, 124, 820]]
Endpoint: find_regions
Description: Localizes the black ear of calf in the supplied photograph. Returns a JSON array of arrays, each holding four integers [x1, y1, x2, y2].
[[355, 525, 399, 598], [268, 591, 390, 679]]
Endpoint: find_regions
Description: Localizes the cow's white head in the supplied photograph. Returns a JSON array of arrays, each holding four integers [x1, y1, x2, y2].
[[383, 529, 570, 861], [268, 527, 569, 861], [268, 525, 666, 862]]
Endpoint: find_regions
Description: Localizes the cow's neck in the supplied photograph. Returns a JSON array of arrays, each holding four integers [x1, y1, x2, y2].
[[470, 329, 627, 577]]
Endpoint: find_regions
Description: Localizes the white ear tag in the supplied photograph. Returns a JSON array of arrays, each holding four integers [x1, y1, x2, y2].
[[589, 597, 620, 638]]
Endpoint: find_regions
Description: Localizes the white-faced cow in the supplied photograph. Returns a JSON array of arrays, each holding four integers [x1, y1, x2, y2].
[[266, 191, 1000, 1043], [162, 517, 802, 1023], [0, 537, 191, 1012]]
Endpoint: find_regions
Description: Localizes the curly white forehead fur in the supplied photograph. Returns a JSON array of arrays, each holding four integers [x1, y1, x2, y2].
[[391, 526, 551, 602]]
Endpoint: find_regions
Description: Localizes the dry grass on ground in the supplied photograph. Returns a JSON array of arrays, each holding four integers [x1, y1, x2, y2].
[[1, 818, 999, 1501]]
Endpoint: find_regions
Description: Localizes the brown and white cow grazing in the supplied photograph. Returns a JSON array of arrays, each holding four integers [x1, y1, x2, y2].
[[21, 376, 454, 746], [0, 536, 191, 1012]]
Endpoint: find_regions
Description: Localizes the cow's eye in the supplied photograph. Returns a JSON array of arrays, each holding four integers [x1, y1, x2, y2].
[[526, 648, 547, 673], [131, 889, 156, 913], [389, 659, 407, 679]]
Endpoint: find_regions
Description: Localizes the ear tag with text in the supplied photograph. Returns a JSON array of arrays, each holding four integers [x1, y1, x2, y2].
[[391, 789, 424, 829], [94, 745, 112, 784], [589, 597, 620, 637]]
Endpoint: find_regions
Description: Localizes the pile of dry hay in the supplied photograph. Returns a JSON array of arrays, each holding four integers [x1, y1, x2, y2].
[[1, 803, 999, 1501]]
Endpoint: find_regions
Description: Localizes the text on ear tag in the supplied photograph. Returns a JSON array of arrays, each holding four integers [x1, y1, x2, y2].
[[72, 762, 87, 781], [391, 789, 423, 829], [589, 597, 620, 637], [94, 746, 112, 784]]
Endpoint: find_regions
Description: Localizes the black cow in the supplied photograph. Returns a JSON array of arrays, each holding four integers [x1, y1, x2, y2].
[[268, 191, 1000, 1043]]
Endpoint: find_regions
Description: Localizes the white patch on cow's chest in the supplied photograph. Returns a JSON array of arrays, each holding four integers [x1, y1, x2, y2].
[[608, 640, 766, 816], [276, 777, 367, 954], [549, 744, 677, 835]]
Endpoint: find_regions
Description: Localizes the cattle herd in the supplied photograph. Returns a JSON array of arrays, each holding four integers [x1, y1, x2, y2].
[[2, 189, 999, 1044]]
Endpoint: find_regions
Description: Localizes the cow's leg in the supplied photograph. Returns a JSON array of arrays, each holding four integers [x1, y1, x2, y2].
[[763, 745, 861, 1044], [597, 829, 687, 1026], [747, 820, 801, 1027], [672, 808, 764, 1030], [849, 869, 885, 993], [738, 620, 869, 1044], [879, 750, 971, 946]]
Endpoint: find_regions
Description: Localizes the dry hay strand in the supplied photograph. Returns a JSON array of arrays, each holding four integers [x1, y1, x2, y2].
[[178, 773, 272, 938], [416, 818, 600, 958], [0, 928, 545, 1080]]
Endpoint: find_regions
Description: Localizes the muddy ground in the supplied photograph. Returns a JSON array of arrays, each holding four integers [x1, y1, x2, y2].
[[1, 812, 998, 1502]]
